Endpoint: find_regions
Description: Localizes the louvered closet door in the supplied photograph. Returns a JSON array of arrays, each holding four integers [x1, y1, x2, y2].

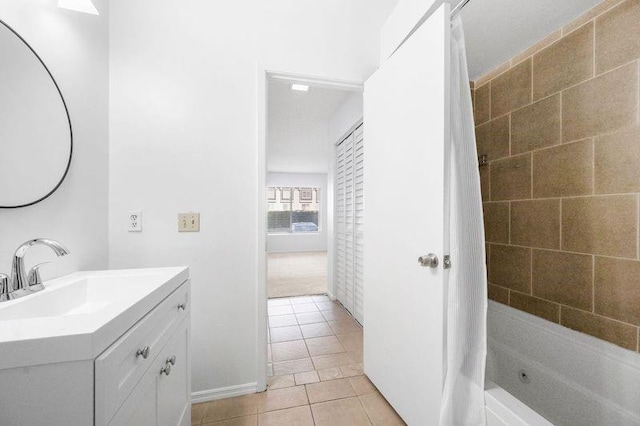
[[344, 134, 355, 315], [335, 137, 348, 305], [353, 125, 365, 324], [334, 125, 364, 324]]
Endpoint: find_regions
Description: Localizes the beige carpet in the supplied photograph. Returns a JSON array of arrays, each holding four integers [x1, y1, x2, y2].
[[268, 251, 327, 298]]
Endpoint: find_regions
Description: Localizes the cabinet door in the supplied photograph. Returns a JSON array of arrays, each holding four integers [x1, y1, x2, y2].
[[108, 367, 157, 426], [157, 321, 190, 426]]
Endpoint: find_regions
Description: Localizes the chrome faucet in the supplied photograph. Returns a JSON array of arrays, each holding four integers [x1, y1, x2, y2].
[[1, 239, 70, 301]]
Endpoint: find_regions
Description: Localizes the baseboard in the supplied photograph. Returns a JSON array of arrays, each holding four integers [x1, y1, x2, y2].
[[191, 382, 258, 404]]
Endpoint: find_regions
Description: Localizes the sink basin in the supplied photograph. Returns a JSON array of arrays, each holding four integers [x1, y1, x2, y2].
[[0, 267, 189, 370], [0, 273, 167, 321]]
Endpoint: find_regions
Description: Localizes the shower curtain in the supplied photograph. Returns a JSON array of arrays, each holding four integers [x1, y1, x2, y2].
[[439, 15, 488, 426]]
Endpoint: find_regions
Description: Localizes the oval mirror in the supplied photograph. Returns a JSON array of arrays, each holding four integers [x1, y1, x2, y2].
[[0, 20, 72, 208]]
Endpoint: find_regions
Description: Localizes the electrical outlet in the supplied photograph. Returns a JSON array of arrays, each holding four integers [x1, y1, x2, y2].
[[128, 211, 142, 232], [178, 213, 200, 232]]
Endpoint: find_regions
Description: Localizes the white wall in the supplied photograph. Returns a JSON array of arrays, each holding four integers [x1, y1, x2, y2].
[[268, 119, 330, 174], [329, 92, 364, 145], [0, 0, 109, 278], [109, 0, 398, 395], [267, 173, 328, 253]]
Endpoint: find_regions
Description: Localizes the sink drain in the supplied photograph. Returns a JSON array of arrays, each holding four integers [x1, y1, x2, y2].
[[518, 369, 531, 384]]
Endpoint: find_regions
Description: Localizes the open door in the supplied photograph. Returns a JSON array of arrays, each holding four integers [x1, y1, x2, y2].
[[363, 3, 450, 425]]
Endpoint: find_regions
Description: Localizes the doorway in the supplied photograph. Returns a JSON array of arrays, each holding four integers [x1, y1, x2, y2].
[[264, 76, 361, 302]]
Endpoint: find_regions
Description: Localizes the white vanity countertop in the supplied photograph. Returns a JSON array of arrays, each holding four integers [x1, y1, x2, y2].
[[0, 267, 189, 370]]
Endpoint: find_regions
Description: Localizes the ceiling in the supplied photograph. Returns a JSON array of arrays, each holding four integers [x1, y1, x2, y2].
[[267, 80, 357, 173], [268, 80, 351, 123], [458, 0, 603, 80]]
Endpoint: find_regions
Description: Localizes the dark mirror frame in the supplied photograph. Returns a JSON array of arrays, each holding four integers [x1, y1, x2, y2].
[[0, 19, 73, 209]]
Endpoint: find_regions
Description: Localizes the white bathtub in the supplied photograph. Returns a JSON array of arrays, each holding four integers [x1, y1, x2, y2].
[[486, 301, 640, 425], [486, 379, 553, 425]]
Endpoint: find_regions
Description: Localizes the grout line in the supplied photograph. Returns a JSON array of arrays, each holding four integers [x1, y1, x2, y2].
[[530, 58, 534, 102], [488, 242, 639, 262], [489, 192, 640, 203], [559, 304, 562, 324]]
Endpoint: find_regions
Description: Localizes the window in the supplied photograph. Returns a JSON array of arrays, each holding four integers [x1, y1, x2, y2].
[[267, 186, 320, 233]]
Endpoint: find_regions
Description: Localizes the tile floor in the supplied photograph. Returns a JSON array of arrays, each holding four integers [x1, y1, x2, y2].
[[191, 295, 405, 425]]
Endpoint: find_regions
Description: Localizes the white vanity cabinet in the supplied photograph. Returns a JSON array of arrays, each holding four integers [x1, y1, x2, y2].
[[97, 281, 191, 425], [0, 268, 191, 426], [106, 320, 190, 425]]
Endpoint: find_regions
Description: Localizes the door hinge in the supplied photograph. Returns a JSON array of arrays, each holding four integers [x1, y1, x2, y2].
[[443, 255, 451, 269]]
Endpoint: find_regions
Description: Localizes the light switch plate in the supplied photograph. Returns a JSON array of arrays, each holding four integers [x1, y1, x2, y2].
[[178, 213, 200, 232], [128, 211, 142, 232]]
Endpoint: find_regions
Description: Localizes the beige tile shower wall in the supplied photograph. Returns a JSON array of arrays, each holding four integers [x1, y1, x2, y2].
[[473, 0, 640, 353]]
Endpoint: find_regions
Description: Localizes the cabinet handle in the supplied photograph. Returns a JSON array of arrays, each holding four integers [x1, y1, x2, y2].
[[167, 355, 176, 366], [136, 346, 151, 359], [160, 362, 172, 376], [178, 302, 187, 311]]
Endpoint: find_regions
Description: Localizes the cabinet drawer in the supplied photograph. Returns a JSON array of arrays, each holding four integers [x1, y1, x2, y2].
[[108, 319, 190, 426], [96, 281, 190, 425]]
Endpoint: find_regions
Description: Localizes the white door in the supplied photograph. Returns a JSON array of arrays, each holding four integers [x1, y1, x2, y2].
[[363, 4, 450, 425]]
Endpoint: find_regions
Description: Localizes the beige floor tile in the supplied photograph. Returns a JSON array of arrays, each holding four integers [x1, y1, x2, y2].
[[317, 367, 344, 381], [315, 301, 339, 311], [328, 319, 362, 335], [295, 312, 326, 325], [348, 350, 364, 364], [271, 340, 309, 362], [300, 322, 334, 338], [321, 309, 352, 321], [258, 386, 309, 413], [348, 376, 377, 396], [268, 375, 295, 390], [268, 305, 294, 316], [268, 314, 298, 328], [311, 397, 371, 426], [359, 393, 405, 425], [273, 358, 315, 376], [268, 298, 291, 307], [192, 402, 207, 425], [306, 336, 346, 356], [294, 371, 320, 385], [257, 405, 314, 426], [312, 295, 331, 303], [203, 415, 257, 426], [340, 364, 364, 377], [269, 326, 303, 343], [292, 303, 319, 313], [289, 296, 315, 305], [336, 332, 363, 352], [305, 378, 356, 403], [312, 353, 354, 370], [201, 394, 260, 423]]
